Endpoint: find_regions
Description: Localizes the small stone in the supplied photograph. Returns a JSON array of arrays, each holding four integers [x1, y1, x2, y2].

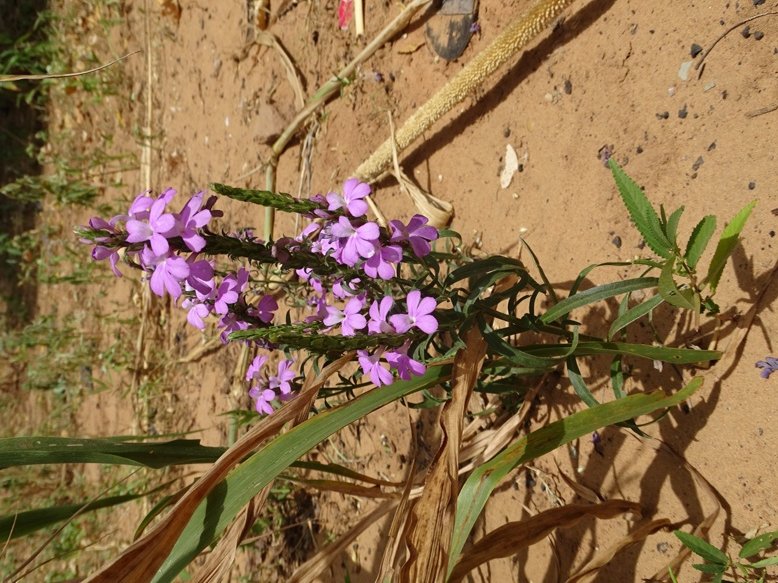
[[769, 230, 775, 238], [748, 181, 756, 190], [754, 31, 765, 41], [636, 145, 644, 154], [742, 25, 752, 38], [703, 81, 717, 92], [563, 78, 573, 94], [668, 86, 676, 96], [708, 141, 717, 151], [692, 156, 704, 171], [657, 542, 670, 554], [690, 43, 703, 58], [678, 104, 688, 119], [754, 0, 765, 5], [503, 126, 511, 138], [656, 111, 670, 120], [612, 235, 622, 249], [678, 60, 694, 81]]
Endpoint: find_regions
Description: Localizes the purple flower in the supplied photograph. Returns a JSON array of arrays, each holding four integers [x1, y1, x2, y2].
[[389, 215, 439, 257], [184, 300, 211, 330], [176, 192, 212, 252], [246, 354, 268, 382], [332, 278, 362, 299], [128, 191, 154, 219], [126, 192, 179, 257], [357, 347, 393, 387], [249, 384, 277, 415], [142, 248, 190, 299], [363, 243, 402, 280], [330, 216, 379, 266], [368, 296, 395, 334], [389, 290, 438, 334], [251, 295, 278, 324], [386, 341, 425, 380], [217, 312, 249, 343], [269, 359, 296, 395], [326, 178, 371, 217], [756, 356, 778, 379], [186, 257, 215, 297], [323, 297, 367, 336], [214, 268, 249, 315], [92, 245, 122, 277]]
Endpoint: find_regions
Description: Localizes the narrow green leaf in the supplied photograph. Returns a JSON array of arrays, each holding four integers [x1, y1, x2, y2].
[[705, 200, 756, 293], [608, 293, 665, 340], [0, 492, 145, 540], [609, 160, 672, 258], [540, 277, 659, 324], [449, 379, 703, 575], [609, 356, 626, 399], [692, 562, 727, 574], [152, 365, 451, 583], [685, 215, 717, 270], [749, 556, 778, 568], [524, 340, 720, 364], [566, 356, 599, 407], [659, 258, 698, 311], [0, 437, 226, 469], [675, 530, 729, 565], [665, 206, 685, 248], [739, 530, 778, 558]]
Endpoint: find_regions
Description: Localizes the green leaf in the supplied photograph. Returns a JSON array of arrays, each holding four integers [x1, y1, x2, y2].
[[692, 562, 727, 574], [540, 277, 659, 324], [675, 530, 729, 565], [659, 257, 698, 312], [0, 437, 226, 469], [685, 215, 717, 270], [0, 492, 145, 541], [523, 340, 720, 364], [608, 293, 665, 340], [664, 206, 685, 248], [566, 356, 599, 407], [749, 556, 778, 568], [739, 530, 778, 558], [449, 378, 703, 575], [705, 200, 756, 293], [152, 365, 451, 583], [609, 160, 672, 258]]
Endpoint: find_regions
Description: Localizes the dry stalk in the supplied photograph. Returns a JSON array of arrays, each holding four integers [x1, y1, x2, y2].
[[355, 0, 575, 182]]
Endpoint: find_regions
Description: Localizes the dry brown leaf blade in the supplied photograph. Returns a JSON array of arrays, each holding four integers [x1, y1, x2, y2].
[[449, 500, 642, 583], [400, 326, 486, 583], [84, 354, 352, 582]]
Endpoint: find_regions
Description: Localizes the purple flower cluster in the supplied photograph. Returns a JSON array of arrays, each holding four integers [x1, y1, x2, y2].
[[82, 189, 279, 343], [82, 179, 442, 418]]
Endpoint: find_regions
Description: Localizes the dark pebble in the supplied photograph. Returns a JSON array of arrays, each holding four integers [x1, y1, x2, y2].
[[742, 25, 752, 38], [678, 104, 688, 119], [692, 156, 704, 171], [769, 230, 775, 238], [503, 126, 511, 138], [656, 111, 670, 120], [637, 240, 646, 250], [708, 141, 717, 151], [636, 145, 644, 154], [612, 235, 622, 249], [691, 43, 703, 58], [754, 0, 765, 5], [754, 31, 765, 41], [563, 78, 573, 95], [748, 181, 756, 190], [517, 164, 524, 173]]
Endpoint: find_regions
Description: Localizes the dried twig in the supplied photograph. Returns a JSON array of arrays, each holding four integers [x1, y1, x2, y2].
[[694, 11, 778, 77], [0, 50, 141, 83]]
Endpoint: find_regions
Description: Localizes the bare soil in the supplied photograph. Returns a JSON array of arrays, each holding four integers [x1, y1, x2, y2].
[[8, 0, 778, 581]]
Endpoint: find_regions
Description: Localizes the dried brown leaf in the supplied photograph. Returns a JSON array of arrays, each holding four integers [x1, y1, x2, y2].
[[84, 354, 352, 583], [400, 326, 486, 583], [449, 500, 642, 583]]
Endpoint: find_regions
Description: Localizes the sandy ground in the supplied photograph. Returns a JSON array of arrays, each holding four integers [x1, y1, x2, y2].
[[16, 0, 778, 580]]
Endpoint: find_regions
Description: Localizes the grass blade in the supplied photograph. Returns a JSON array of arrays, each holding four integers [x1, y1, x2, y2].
[[449, 377, 703, 574], [523, 341, 720, 364], [540, 277, 659, 324]]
